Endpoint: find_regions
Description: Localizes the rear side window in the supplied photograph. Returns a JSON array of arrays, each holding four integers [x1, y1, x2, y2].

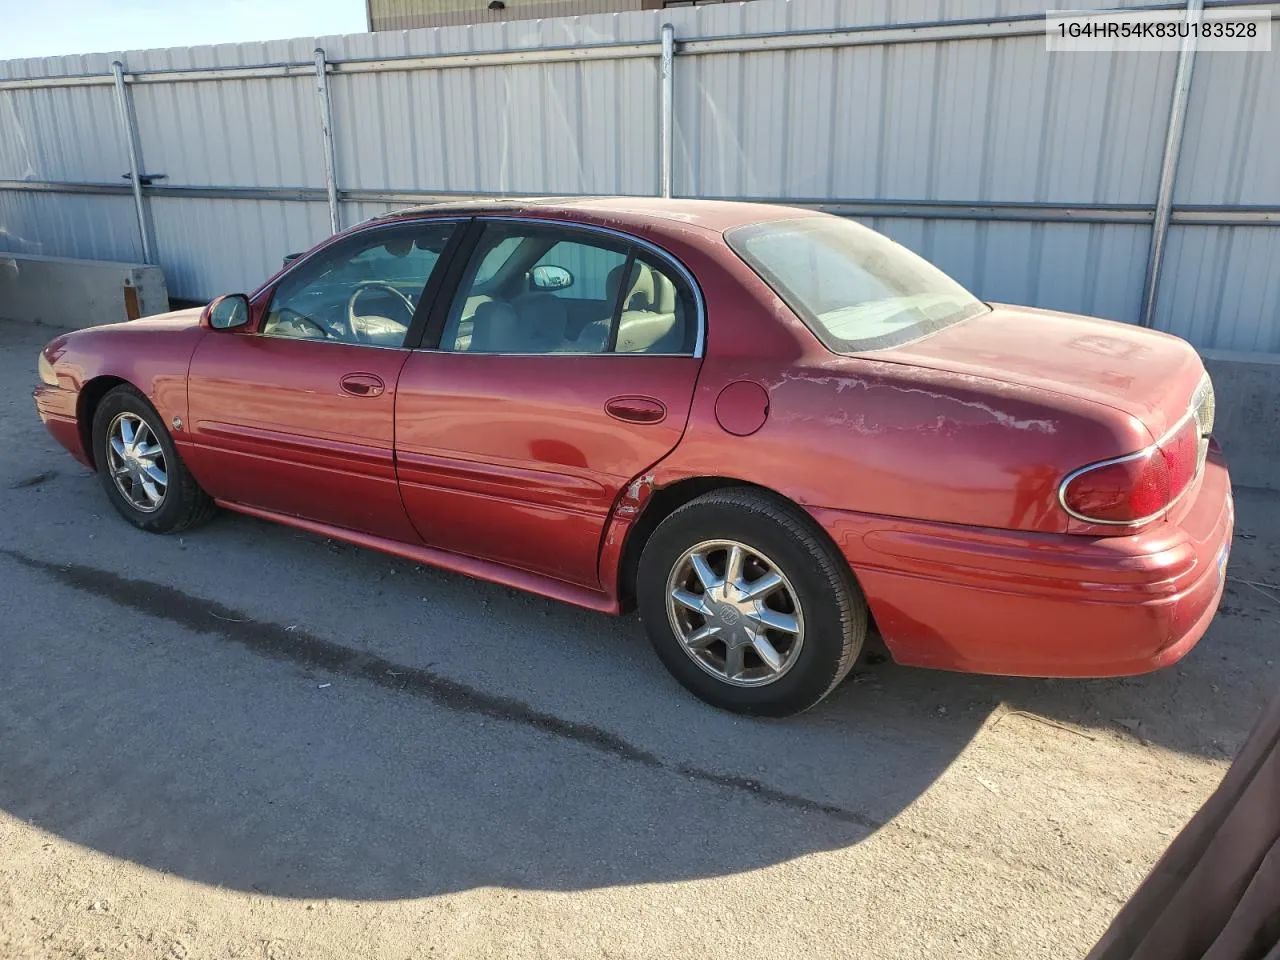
[[437, 222, 698, 356], [726, 216, 989, 352]]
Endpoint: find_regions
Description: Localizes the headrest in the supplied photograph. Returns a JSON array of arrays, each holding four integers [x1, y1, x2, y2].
[[383, 236, 414, 258], [469, 300, 519, 352], [606, 261, 656, 311], [651, 269, 677, 314]]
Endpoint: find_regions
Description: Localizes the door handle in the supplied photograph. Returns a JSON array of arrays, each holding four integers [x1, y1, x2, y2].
[[605, 396, 667, 424], [339, 373, 385, 397]]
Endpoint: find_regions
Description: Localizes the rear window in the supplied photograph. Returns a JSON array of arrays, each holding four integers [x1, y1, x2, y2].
[[726, 216, 989, 352]]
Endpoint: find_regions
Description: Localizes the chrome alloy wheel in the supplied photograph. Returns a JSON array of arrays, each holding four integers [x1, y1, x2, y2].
[[665, 539, 805, 687], [105, 412, 168, 513]]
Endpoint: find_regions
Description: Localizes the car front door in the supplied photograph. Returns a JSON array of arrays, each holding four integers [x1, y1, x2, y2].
[[394, 219, 704, 588], [185, 219, 461, 542]]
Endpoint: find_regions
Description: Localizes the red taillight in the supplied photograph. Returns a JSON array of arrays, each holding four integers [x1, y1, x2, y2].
[[1160, 416, 1200, 494], [1061, 417, 1201, 524]]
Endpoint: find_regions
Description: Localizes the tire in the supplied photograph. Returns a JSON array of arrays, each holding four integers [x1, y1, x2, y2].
[[636, 487, 867, 717], [91, 384, 216, 534]]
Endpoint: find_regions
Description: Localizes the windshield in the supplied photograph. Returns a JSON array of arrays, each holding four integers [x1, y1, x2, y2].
[[726, 216, 989, 351]]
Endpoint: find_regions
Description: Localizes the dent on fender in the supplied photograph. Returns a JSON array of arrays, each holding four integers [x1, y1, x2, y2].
[[615, 472, 656, 518]]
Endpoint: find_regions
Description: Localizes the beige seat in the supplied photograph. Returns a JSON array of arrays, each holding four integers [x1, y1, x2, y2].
[[608, 261, 656, 312], [612, 261, 686, 354], [573, 263, 645, 350]]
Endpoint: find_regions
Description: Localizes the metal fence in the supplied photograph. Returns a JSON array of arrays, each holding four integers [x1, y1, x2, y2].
[[368, 0, 667, 32], [1, 0, 1277, 352]]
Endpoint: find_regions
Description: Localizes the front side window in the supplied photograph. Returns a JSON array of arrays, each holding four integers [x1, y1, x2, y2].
[[438, 223, 697, 356], [726, 216, 989, 352], [264, 221, 457, 347]]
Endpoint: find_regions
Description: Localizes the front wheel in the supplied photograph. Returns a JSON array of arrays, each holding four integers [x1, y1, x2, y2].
[[636, 488, 867, 716], [92, 385, 215, 533]]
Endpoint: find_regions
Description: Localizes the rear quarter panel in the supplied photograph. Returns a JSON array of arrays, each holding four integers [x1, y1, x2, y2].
[[659, 349, 1150, 534]]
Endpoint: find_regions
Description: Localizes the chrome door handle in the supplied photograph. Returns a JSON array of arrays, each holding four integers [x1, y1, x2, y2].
[[339, 373, 385, 397], [605, 396, 667, 424]]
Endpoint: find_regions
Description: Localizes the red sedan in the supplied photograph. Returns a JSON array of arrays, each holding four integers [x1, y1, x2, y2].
[[32, 198, 1232, 716]]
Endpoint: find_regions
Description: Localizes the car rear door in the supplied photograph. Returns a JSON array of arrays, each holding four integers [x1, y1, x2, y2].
[[184, 219, 462, 542], [394, 219, 704, 588]]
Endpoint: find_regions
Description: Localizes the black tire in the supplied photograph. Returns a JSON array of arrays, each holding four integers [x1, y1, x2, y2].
[[91, 385, 216, 533], [636, 487, 867, 717]]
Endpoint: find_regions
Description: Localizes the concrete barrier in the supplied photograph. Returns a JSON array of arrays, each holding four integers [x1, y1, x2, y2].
[[0, 253, 168, 328], [1202, 351, 1280, 493]]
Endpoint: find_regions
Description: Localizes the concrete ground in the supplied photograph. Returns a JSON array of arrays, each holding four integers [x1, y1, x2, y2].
[[1, 317, 1277, 960]]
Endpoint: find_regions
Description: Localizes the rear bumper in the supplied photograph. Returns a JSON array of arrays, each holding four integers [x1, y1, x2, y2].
[[810, 449, 1233, 677], [34, 384, 92, 468]]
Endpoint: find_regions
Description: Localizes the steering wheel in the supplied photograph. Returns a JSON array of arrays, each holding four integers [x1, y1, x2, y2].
[[347, 283, 415, 341], [273, 306, 334, 339]]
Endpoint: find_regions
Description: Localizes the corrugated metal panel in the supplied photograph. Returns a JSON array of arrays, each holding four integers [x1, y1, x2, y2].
[[0, 0, 1276, 352], [1157, 226, 1280, 354], [148, 197, 333, 299], [1175, 47, 1280, 207], [860, 217, 1150, 325], [127, 40, 326, 189], [0, 83, 125, 182], [0, 190, 144, 262], [327, 23, 660, 196], [674, 18, 1176, 202], [1157, 27, 1280, 352], [0, 50, 128, 187]]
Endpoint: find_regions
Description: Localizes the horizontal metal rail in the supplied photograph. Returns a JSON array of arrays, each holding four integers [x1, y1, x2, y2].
[[3, 0, 1274, 91], [4, 179, 1277, 227], [329, 40, 662, 76], [0, 180, 324, 201], [1172, 206, 1280, 226], [772, 199, 1155, 224], [678, 15, 1045, 56]]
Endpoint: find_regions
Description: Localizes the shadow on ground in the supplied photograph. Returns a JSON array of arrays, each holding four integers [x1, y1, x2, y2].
[[0, 493, 1274, 900]]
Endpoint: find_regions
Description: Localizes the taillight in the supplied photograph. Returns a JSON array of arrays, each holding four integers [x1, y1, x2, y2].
[[1060, 416, 1201, 525]]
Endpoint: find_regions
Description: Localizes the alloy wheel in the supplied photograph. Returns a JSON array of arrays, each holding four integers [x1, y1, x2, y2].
[[665, 539, 805, 687], [105, 412, 168, 513]]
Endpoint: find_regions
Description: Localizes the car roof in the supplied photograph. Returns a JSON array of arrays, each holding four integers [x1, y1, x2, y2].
[[375, 196, 819, 235]]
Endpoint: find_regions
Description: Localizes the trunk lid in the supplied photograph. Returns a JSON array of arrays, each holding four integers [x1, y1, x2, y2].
[[867, 303, 1205, 441]]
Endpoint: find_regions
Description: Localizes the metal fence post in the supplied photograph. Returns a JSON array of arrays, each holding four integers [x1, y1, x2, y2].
[[314, 48, 341, 235], [1139, 0, 1203, 329], [110, 60, 154, 264], [659, 23, 675, 199]]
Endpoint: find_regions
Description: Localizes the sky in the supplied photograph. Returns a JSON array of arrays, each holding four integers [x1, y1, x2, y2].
[[0, 0, 368, 61]]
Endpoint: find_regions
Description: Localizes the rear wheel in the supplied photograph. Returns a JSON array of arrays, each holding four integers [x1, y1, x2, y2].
[[91, 385, 215, 533], [637, 488, 866, 716]]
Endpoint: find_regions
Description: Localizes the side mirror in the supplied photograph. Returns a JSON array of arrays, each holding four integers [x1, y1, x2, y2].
[[530, 264, 573, 292], [204, 293, 251, 331]]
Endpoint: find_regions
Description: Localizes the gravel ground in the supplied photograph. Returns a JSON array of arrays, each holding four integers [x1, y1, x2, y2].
[[1, 316, 1277, 960]]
